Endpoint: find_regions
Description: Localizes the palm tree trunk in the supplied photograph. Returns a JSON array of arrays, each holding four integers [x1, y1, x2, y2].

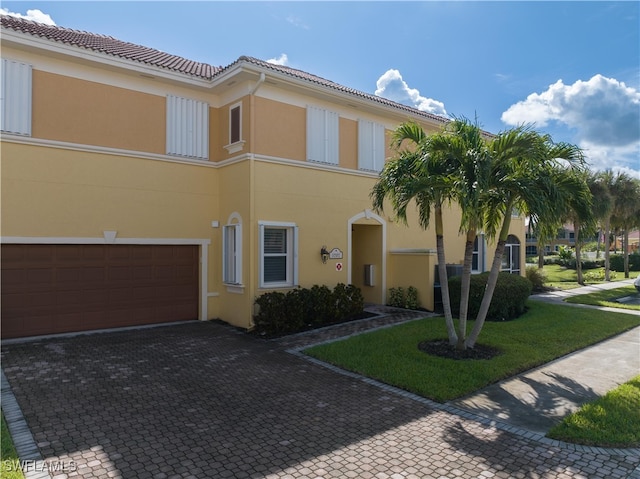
[[624, 229, 630, 278], [574, 220, 584, 285], [435, 206, 457, 345], [537, 239, 544, 269], [466, 214, 512, 348], [604, 217, 611, 281], [457, 229, 476, 350]]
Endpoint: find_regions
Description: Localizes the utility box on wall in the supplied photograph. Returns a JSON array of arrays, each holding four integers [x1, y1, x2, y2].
[[364, 264, 375, 286]]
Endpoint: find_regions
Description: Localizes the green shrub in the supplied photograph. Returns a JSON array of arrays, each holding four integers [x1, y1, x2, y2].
[[610, 253, 640, 272], [388, 286, 421, 310], [334, 283, 364, 320], [449, 272, 532, 321], [567, 258, 604, 270], [406, 286, 420, 310], [253, 283, 365, 336], [388, 287, 405, 308], [526, 266, 546, 292], [583, 270, 617, 282]]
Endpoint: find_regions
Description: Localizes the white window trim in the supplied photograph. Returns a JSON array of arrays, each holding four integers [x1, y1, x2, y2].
[[224, 102, 245, 154], [222, 213, 243, 288], [258, 221, 299, 288]]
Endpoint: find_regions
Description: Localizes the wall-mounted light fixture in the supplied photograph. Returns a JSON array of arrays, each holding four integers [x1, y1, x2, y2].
[[321, 246, 330, 264]]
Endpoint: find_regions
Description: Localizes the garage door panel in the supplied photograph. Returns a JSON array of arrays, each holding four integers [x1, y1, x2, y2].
[[1, 244, 199, 338], [24, 245, 55, 262]]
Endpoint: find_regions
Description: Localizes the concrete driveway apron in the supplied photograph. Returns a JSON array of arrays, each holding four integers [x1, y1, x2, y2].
[[2, 319, 639, 479]]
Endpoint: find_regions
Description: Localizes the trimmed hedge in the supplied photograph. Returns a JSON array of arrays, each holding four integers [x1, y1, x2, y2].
[[253, 283, 364, 336], [610, 253, 640, 272], [449, 272, 532, 321]]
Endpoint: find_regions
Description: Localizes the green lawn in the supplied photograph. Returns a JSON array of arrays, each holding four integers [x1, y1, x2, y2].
[[1, 412, 25, 479], [540, 264, 638, 290], [304, 302, 640, 403], [548, 375, 640, 447], [565, 286, 640, 311]]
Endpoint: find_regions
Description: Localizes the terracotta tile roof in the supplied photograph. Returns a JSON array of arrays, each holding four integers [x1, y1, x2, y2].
[[0, 14, 221, 79], [1, 15, 449, 124]]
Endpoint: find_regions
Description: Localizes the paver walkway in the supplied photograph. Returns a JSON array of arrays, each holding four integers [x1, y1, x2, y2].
[[1, 289, 639, 478]]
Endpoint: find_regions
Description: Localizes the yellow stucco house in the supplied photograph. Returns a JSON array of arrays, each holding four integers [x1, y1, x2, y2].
[[0, 16, 525, 339]]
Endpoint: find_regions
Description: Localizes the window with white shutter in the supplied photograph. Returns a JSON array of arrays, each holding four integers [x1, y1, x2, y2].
[[166, 95, 209, 159], [307, 105, 339, 165], [358, 119, 385, 171], [1, 58, 32, 136]]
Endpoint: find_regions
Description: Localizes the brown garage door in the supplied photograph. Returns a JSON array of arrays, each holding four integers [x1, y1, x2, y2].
[[1, 244, 199, 339]]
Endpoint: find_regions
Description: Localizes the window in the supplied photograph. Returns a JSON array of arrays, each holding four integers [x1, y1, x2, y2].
[[307, 105, 339, 165], [230, 103, 241, 144], [358, 119, 385, 171], [166, 95, 209, 159], [501, 235, 521, 274], [259, 222, 298, 288], [472, 234, 485, 272], [1, 58, 32, 136], [222, 215, 242, 285]]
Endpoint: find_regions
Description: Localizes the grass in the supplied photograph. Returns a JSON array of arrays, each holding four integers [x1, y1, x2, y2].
[[538, 264, 639, 290], [304, 302, 640, 403], [565, 286, 640, 311], [548, 375, 640, 447], [1, 411, 25, 479]]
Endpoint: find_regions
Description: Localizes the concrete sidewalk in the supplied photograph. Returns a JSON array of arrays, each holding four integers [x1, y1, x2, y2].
[[450, 278, 640, 434]]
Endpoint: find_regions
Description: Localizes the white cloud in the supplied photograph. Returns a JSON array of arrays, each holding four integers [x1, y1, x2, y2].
[[266, 54, 289, 66], [501, 75, 640, 147], [375, 69, 447, 116], [502, 74, 640, 176], [0, 8, 55, 25]]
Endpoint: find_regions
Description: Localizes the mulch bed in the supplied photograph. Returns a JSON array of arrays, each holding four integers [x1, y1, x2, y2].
[[418, 339, 502, 360]]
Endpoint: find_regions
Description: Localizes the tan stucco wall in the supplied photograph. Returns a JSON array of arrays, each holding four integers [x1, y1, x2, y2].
[[32, 71, 166, 154], [253, 96, 305, 161]]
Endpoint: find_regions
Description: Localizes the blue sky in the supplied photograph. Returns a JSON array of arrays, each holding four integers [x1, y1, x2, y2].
[[3, 1, 639, 178]]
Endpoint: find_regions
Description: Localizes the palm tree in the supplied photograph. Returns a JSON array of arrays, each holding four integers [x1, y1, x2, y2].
[[610, 174, 640, 278], [426, 117, 490, 350], [465, 131, 587, 348], [371, 121, 459, 345], [586, 171, 613, 263]]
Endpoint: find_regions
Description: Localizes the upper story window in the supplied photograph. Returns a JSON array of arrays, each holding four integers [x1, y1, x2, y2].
[[166, 95, 209, 160], [306, 105, 339, 165], [259, 221, 298, 288], [358, 119, 385, 172], [224, 102, 245, 155], [230, 103, 241, 144], [1, 58, 32, 136]]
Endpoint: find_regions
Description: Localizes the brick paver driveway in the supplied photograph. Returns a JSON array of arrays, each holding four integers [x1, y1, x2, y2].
[[2, 321, 639, 479]]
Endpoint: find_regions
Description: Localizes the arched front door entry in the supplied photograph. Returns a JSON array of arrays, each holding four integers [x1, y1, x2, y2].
[[348, 210, 386, 304]]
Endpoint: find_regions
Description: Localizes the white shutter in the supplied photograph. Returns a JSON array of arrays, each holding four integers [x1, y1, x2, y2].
[[307, 106, 339, 165], [166, 95, 209, 159], [359, 120, 385, 171], [1, 59, 32, 135]]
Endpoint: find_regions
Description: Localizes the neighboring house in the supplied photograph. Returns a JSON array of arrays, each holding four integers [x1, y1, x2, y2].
[[0, 16, 526, 339], [525, 224, 577, 256]]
